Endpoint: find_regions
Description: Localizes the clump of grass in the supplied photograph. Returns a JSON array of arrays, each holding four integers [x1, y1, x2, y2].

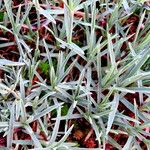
[[0, 0, 150, 149]]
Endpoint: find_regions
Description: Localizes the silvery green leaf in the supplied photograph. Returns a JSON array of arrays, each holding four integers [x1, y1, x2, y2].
[[24, 125, 42, 148], [48, 9, 64, 15], [32, 103, 63, 122], [7, 103, 15, 149], [122, 0, 130, 13], [0, 42, 15, 48], [12, 140, 33, 145], [38, 7, 56, 24], [106, 93, 120, 135], [0, 59, 25, 66], [128, 87, 150, 94], [49, 106, 61, 144], [52, 125, 74, 148], [122, 136, 133, 150], [0, 24, 13, 33], [56, 38, 86, 59]]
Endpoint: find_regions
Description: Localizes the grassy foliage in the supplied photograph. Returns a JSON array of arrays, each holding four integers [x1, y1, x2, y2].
[[0, 0, 150, 149]]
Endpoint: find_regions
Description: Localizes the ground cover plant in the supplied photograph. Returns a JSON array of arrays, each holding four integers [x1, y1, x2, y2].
[[0, 0, 150, 149]]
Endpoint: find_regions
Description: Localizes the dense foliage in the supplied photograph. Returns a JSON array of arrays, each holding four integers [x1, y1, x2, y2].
[[0, 0, 150, 149]]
